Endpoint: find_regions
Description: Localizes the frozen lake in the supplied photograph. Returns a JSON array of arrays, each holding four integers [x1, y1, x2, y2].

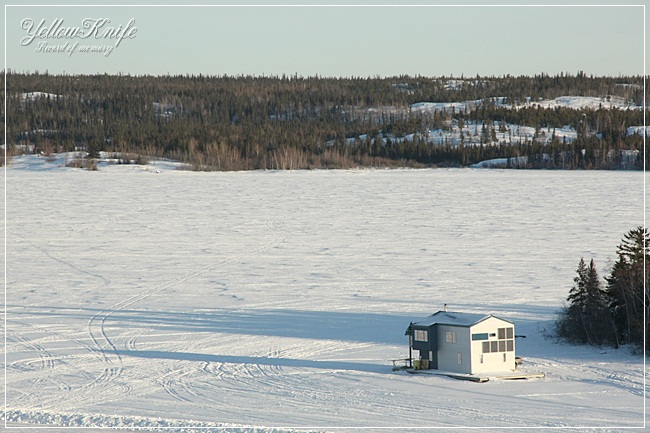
[[4, 160, 647, 431]]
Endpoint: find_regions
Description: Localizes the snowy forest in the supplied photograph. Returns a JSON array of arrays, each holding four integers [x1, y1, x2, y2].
[[3, 71, 648, 170], [557, 227, 649, 353]]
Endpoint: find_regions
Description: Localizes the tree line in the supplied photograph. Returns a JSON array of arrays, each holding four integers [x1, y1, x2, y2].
[[557, 227, 649, 353], [3, 71, 647, 170]]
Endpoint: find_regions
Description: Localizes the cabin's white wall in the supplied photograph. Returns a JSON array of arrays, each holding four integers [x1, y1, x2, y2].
[[469, 317, 516, 374]]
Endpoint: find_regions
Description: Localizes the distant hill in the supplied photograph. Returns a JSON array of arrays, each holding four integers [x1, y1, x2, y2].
[[4, 72, 647, 170]]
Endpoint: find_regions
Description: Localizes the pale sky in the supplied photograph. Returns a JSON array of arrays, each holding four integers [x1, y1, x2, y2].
[[2, 1, 646, 77]]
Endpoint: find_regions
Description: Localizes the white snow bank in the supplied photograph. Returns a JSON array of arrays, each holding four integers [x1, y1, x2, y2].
[[470, 156, 528, 169], [411, 95, 640, 113], [20, 91, 61, 101], [7, 152, 186, 172], [5, 409, 318, 432], [524, 95, 638, 110], [627, 126, 649, 136]]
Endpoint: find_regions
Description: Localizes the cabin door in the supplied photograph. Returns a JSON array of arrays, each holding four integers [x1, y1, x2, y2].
[[429, 350, 438, 369]]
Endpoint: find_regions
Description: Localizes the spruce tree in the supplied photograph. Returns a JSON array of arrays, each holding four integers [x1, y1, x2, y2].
[[559, 258, 613, 345], [567, 257, 589, 312], [605, 226, 650, 352]]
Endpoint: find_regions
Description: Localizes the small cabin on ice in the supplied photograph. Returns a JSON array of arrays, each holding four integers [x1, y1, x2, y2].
[[407, 310, 516, 375]]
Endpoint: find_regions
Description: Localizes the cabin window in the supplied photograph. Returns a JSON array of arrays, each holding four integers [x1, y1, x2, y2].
[[483, 336, 515, 353], [446, 331, 457, 344], [414, 329, 428, 342], [480, 328, 515, 353], [472, 333, 489, 341]]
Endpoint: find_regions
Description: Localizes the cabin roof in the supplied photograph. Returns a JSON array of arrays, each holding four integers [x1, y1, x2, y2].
[[413, 311, 513, 328]]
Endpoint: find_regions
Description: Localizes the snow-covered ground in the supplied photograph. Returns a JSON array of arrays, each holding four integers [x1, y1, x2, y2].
[[628, 126, 649, 137], [20, 92, 61, 102], [343, 95, 642, 149], [3, 155, 647, 432], [410, 95, 641, 113], [409, 122, 577, 147]]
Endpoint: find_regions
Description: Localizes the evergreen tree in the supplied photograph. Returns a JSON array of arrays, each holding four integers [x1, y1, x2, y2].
[[605, 226, 650, 352], [559, 227, 650, 352], [560, 258, 612, 345]]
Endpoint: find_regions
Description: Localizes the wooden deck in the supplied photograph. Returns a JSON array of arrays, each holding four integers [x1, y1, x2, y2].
[[405, 369, 545, 382], [491, 372, 546, 381]]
